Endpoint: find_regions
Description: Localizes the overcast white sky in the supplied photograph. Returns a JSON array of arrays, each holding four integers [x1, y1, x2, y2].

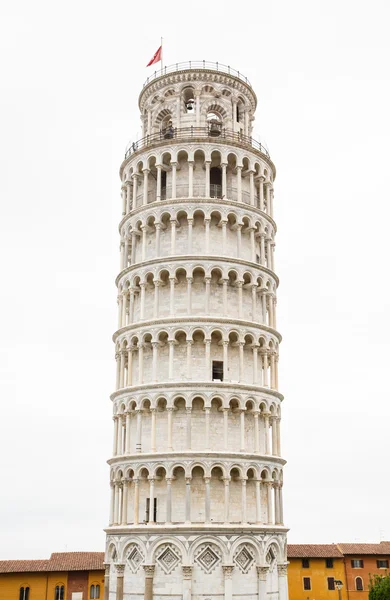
[[1, 0, 389, 559]]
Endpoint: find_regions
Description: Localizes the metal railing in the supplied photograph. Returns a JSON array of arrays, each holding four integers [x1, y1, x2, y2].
[[125, 126, 269, 160], [143, 60, 251, 88]]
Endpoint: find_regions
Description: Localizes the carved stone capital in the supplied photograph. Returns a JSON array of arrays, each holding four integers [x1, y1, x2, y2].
[[115, 564, 125, 576], [222, 565, 234, 578], [143, 564, 155, 578], [277, 563, 288, 576], [257, 565, 269, 580]]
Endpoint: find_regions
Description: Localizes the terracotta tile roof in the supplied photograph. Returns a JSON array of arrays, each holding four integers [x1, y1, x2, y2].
[[0, 553, 105, 574], [0, 560, 49, 573], [338, 542, 390, 555], [288, 544, 344, 558]]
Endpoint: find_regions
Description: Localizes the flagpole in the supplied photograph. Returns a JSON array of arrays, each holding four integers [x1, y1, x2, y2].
[[161, 37, 164, 73]]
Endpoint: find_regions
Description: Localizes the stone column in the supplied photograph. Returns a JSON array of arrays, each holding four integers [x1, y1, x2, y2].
[[223, 478, 230, 523], [205, 277, 211, 314], [276, 417, 281, 456], [117, 416, 123, 455], [204, 218, 210, 253], [125, 412, 131, 453], [138, 343, 144, 384], [271, 417, 277, 455], [117, 294, 123, 328], [240, 409, 245, 451], [135, 409, 142, 453], [148, 478, 155, 523], [274, 482, 281, 524], [279, 484, 284, 525], [132, 174, 138, 209], [155, 223, 161, 256], [143, 565, 155, 600], [205, 407, 210, 450], [185, 477, 191, 523], [167, 407, 174, 451], [168, 340, 175, 380], [249, 170, 255, 205], [236, 224, 242, 257], [127, 347, 133, 386], [223, 566, 234, 600], [153, 280, 160, 318], [222, 279, 228, 316], [204, 476, 211, 523], [277, 564, 289, 600], [253, 411, 260, 453], [152, 342, 158, 382], [266, 481, 274, 524], [141, 226, 147, 261], [257, 566, 269, 600], [237, 280, 243, 318], [156, 165, 162, 201], [143, 169, 149, 206], [113, 416, 118, 456], [221, 163, 227, 198], [133, 478, 139, 524], [252, 345, 258, 384], [186, 340, 193, 379], [171, 162, 177, 199], [131, 231, 136, 264], [186, 408, 192, 449], [255, 479, 261, 523], [169, 277, 175, 316], [182, 566, 193, 600], [115, 564, 125, 600], [258, 176, 265, 211], [129, 288, 135, 323], [262, 351, 269, 387], [238, 342, 244, 382], [188, 161, 194, 197], [121, 292, 127, 326], [260, 233, 266, 266], [241, 478, 247, 523], [115, 353, 120, 390], [109, 482, 115, 524], [223, 407, 229, 449], [150, 408, 157, 452], [270, 188, 274, 219], [221, 220, 227, 254], [103, 563, 110, 600], [170, 220, 177, 255], [187, 218, 193, 253], [166, 477, 172, 523], [121, 478, 128, 525], [236, 166, 242, 202], [123, 237, 129, 269], [263, 412, 270, 455], [195, 92, 201, 126], [186, 277, 193, 315], [205, 161, 211, 197], [205, 339, 211, 380], [139, 283, 145, 319]]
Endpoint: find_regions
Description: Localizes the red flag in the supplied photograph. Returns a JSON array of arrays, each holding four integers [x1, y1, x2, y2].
[[146, 46, 162, 67]]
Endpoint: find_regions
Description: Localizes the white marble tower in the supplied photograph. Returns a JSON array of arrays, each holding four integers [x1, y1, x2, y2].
[[104, 61, 288, 600]]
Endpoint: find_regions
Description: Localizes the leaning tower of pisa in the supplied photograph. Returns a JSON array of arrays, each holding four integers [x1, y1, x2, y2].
[[104, 61, 288, 600]]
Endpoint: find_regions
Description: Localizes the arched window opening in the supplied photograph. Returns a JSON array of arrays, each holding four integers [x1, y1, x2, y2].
[[55, 586, 65, 600], [90, 584, 101, 599], [183, 87, 195, 112], [161, 170, 167, 200], [356, 577, 364, 591], [210, 167, 222, 198], [19, 588, 30, 600], [207, 111, 222, 137], [161, 116, 174, 139]]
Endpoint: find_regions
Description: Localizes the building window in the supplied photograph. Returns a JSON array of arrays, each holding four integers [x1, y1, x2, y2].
[[55, 586, 65, 600], [212, 361, 224, 381], [356, 577, 364, 591], [302, 558, 310, 568], [19, 588, 30, 600], [145, 497, 157, 522], [326, 558, 334, 568], [303, 577, 311, 590], [351, 559, 364, 568], [90, 585, 100, 599], [328, 577, 335, 590], [377, 560, 389, 569]]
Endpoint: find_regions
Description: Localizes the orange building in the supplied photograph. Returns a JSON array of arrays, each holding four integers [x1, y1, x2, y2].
[[287, 544, 345, 600], [339, 542, 390, 600], [0, 552, 104, 600]]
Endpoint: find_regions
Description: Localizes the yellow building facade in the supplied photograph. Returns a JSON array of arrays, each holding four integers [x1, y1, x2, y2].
[[0, 552, 104, 600], [288, 545, 345, 600]]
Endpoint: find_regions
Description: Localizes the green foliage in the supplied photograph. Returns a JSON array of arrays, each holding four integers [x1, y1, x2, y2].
[[369, 573, 390, 600]]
